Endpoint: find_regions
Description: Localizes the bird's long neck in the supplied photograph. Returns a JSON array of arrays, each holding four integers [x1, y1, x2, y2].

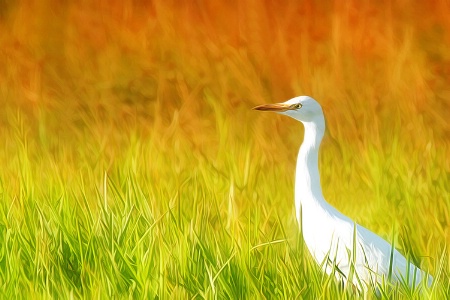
[[295, 117, 326, 222]]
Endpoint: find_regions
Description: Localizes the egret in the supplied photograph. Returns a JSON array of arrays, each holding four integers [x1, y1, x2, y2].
[[253, 96, 433, 290]]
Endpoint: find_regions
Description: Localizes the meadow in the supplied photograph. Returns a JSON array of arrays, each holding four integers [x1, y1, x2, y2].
[[0, 1, 449, 298]]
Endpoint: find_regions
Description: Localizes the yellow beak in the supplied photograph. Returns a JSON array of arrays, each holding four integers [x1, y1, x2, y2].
[[252, 103, 298, 112]]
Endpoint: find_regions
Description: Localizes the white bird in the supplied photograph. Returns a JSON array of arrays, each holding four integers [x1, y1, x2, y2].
[[253, 96, 433, 291]]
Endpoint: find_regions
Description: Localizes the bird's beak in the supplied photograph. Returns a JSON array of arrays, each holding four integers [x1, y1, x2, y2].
[[252, 103, 296, 112]]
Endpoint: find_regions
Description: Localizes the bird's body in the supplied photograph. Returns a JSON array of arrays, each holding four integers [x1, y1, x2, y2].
[[254, 96, 432, 290]]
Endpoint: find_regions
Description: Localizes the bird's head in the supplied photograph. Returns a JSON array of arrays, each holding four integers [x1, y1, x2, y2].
[[253, 96, 323, 123]]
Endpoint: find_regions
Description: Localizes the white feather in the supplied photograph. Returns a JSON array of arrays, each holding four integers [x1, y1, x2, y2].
[[254, 96, 433, 290]]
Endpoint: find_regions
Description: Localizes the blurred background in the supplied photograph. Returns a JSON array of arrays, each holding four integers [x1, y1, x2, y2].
[[0, 0, 449, 261], [1, 0, 449, 142]]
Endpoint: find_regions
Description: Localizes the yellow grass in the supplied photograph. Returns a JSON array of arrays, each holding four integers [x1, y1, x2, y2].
[[0, 0, 449, 298]]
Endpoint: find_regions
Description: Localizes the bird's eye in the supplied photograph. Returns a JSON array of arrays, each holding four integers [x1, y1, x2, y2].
[[295, 103, 302, 109]]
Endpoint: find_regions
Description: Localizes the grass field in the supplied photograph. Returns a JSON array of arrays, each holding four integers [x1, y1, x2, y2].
[[0, 1, 449, 298]]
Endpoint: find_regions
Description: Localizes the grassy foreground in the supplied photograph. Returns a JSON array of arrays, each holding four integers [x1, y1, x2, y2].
[[0, 1, 449, 299]]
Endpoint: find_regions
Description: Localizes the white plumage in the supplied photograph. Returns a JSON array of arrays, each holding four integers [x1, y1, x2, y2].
[[254, 96, 432, 290]]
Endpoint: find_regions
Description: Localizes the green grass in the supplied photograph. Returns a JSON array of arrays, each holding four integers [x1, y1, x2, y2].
[[0, 98, 448, 299], [0, 1, 449, 299]]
